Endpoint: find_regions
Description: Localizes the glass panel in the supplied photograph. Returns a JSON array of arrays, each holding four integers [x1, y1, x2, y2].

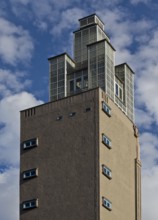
[[76, 78, 82, 90], [70, 80, 74, 92], [83, 76, 88, 88]]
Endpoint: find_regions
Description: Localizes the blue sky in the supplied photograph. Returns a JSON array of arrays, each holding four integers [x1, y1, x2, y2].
[[0, 0, 158, 219]]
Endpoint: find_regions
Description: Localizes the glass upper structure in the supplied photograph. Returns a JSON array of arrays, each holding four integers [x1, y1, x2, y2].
[[48, 14, 135, 121]]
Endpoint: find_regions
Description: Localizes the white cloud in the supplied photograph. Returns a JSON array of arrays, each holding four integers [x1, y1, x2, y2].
[[140, 132, 158, 169], [135, 108, 154, 129], [140, 131, 158, 220], [33, 20, 48, 31], [142, 166, 158, 220], [0, 92, 43, 166], [0, 69, 31, 98], [0, 17, 34, 65], [0, 167, 19, 220], [134, 31, 158, 124], [10, 0, 73, 23], [130, 0, 152, 5], [51, 8, 85, 36]]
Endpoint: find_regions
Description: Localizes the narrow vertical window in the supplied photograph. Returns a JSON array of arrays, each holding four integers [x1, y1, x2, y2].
[[115, 83, 118, 96], [83, 75, 88, 88], [119, 87, 123, 100], [70, 80, 74, 92], [76, 78, 82, 91], [115, 80, 124, 102]]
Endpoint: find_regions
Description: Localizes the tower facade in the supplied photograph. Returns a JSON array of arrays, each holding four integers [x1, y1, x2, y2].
[[20, 14, 141, 220]]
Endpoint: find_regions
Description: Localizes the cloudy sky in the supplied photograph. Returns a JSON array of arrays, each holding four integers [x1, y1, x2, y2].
[[0, 0, 158, 219]]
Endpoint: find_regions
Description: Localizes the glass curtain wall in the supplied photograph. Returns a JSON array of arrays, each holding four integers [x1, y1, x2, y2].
[[115, 64, 134, 121], [49, 54, 75, 101], [67, 69, 88, 96], [88, 40, 115, 101], [74, 26, 97, 66], [125, 65, 134, 121]]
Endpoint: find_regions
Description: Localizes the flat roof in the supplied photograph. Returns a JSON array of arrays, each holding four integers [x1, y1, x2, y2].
[[115, 63, 135, 74], [79, 13, 104, 25], [20, 87, 100, 112], [48, 52, 75, 64], [87, 38, 116, 51]]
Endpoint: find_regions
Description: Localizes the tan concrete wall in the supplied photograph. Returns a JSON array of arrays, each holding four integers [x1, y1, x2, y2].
[[20, 89, 100, 220], [99, 89, 138, 220]]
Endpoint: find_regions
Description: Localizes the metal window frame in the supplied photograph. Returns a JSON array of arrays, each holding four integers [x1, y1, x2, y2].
[[22, 138, 38, 150], [22, 199, 38, 210], [102, 134, 112, 149]]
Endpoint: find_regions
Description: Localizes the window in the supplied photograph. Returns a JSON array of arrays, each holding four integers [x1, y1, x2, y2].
[[22, 138, 38, 150], [56, 116, 62, 121], [69, 112, 76, 117], [76, 78, 82, 91], [102, 134, 112, 149], [83, 76, 88, 88], [115, 80, 124, 102], [102, 165, 112, 179], [22, 199, 38, 210], [115, 83, 118, 96], [85, 107, 91, 112], [70, 80, 74, 92], [23, 168, 38, 180], [102, 197, 112, 210], [102, 101, 111, 117]]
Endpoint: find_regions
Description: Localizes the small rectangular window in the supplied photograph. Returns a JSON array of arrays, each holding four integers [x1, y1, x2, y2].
[[22, 199, 38, 210], [22, 138, 38, 150], [23, 168, 38, 180], [102, 165, 112, 179], [69, 112, 76, 117], [85, 107, 91, 112], [102, 101, 111, 117], [56, 116, 62, 121], [102, 134, 112, 149], [102, 197, 112, 210]]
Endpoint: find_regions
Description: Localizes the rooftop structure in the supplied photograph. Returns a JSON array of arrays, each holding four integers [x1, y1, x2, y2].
[[20, 14, 141, 220]]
